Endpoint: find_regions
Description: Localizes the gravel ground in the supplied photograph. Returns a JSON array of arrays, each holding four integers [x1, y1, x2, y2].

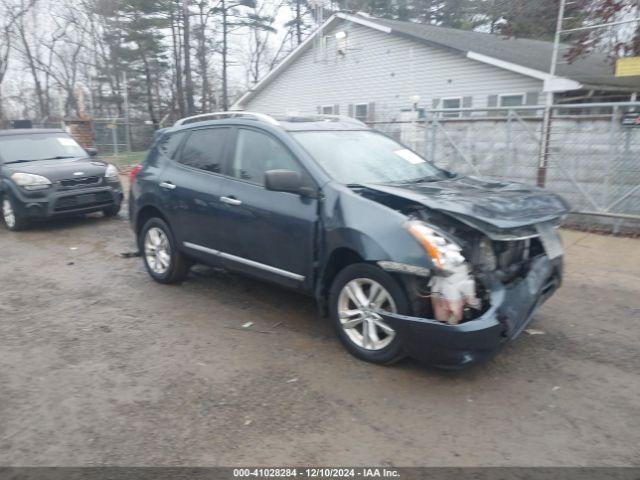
[[0, 209, 639, 466]]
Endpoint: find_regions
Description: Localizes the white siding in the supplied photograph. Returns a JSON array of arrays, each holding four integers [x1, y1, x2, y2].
[[240, 20, 543, 120]]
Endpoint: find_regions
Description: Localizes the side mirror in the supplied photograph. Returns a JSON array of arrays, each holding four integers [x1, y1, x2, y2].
[[265, 169, 304, 194], [86, 148, 98, 157]]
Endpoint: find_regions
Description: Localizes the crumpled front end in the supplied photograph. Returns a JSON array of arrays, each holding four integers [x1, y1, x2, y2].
[[380, 254, 562, 368]]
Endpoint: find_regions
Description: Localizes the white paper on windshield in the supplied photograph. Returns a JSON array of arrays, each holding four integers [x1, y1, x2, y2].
[[395, 149, 425, 164], [57, 137, 76, 146]]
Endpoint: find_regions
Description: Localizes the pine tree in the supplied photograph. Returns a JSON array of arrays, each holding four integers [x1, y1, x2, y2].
[[96, 0, 170, 127]]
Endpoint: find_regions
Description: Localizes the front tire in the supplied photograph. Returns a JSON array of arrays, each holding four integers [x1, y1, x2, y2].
[[329, 263, 409, 365], [139, 217, 189, 284], [2, 196, 28, 231], [103, 202, 122, 217]]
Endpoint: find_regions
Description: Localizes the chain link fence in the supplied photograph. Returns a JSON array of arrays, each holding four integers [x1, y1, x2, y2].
[[92, 118, 156, 168], [372, 102, 640, 233]]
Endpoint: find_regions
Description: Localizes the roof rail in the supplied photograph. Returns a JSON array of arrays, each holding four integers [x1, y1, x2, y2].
[[174, 111, 280, 126]]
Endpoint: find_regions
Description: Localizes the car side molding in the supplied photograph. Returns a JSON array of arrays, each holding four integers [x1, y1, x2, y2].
[[183, 241, 305, 282]]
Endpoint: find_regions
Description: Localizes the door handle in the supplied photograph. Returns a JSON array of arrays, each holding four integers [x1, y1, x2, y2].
[[159, 181, 176, 190], [220, 196, 242, 206]]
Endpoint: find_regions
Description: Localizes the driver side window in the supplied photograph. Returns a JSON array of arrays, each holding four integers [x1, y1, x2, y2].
[[231, 129, 301, 186]]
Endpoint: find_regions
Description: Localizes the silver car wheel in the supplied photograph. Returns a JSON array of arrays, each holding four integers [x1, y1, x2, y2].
[[337, 278, 397, 351], [3, 199, 16, 229], [144, 227, 171, 275]]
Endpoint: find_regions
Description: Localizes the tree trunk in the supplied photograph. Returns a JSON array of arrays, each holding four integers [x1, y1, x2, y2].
[[222, 2, 229, 110], [19, 25, 46, 118], [141, 53, 159, 129], [183, 0, 195, 115], [197, 3, 209, 112], [295, 0, 302, 45], [171, 1, 185, 117]]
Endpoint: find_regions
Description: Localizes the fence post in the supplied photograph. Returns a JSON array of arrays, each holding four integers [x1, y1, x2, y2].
[[506, 109, 513, 179], [604, 105, 618, 208], [111, 122, 119, 157], [430, 112, 438, 163], [538, 103, 553, 187]]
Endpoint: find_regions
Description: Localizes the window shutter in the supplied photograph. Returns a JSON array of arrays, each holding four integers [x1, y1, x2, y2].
[[334, 104, 340, 115], [487, 95, 498, 107], [462, 96, 473, 117], [348, 104, 354, 117], [316, 106, 321, 114], [367, 102, 376, 122], [525, 91, 539, 105], [431, 97, 440, 110]]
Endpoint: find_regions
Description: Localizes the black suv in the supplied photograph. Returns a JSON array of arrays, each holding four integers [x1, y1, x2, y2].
[[129, 112, 568, 368], [0, 129, 123, 230]]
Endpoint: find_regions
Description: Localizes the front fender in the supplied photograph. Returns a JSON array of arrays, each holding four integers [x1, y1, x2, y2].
[[321, 184, 433, 268]]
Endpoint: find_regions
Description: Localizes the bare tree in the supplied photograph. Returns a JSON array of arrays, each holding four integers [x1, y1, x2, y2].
[[245, 0, 282, 86], [0, 0, 36, 120]]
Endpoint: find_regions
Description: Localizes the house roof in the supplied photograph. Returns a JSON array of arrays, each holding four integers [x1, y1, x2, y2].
[[233, 12, 639, 109], [369, 16, 639, 90]]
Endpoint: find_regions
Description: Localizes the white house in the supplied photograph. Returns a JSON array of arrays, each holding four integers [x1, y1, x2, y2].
[[232, 12, 638, 121]]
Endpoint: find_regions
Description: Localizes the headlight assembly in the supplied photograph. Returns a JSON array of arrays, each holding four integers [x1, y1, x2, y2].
[[10, 172, 52, 190], [105, 164, 119, 179], [406, 220, 466, 271]]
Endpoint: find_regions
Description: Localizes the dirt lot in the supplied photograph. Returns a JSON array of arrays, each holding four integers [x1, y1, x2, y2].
[[0, 208, 639, 466]]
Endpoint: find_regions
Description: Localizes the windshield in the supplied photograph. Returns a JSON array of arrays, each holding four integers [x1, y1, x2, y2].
[[0, 133, 87, 163], [292, 130, 448, 184]]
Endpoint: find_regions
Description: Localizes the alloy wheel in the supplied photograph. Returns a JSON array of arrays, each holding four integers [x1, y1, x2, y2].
[[337, 278, 397, 350], [2, 199, 16, 229], [144, 227, 171, 275]]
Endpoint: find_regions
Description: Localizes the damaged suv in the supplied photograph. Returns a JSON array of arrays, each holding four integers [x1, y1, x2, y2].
[[129, 112, 568, 368]]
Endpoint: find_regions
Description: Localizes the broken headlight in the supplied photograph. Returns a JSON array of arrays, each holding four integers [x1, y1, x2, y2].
[[406, 220, 465, 271]]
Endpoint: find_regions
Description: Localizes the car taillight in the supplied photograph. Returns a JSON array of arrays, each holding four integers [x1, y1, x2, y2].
[[128, 164, 142, 184]]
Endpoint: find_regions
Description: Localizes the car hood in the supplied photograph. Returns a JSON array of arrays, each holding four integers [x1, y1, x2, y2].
[[3, 157, 108, 181], [362, 176, 570, 232]]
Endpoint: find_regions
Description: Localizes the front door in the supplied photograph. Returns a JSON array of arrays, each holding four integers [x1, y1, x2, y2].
[[214, 127, 318, 289]]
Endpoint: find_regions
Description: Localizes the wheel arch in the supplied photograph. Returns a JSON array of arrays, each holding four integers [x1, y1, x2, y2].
[[135, 204, 169, 236]]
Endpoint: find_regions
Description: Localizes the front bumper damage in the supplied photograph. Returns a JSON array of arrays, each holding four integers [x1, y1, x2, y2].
[[379, 255, 562, 368]]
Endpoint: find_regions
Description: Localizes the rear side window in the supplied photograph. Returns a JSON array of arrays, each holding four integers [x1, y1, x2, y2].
[[230, 129, 301, 185], [178, 128, 228, 173], [159, 131, 187, 159]]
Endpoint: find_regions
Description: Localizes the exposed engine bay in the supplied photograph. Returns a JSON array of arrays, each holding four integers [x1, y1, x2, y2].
[[355, 185, 554, 326]]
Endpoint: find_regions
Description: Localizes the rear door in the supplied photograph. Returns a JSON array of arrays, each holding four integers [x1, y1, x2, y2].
[[211, 127, 318, 289], [160, 126, 232, 254]]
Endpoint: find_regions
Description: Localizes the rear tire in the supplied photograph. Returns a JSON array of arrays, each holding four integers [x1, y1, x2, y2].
[[2, 196, 28, 231], [329, 263, 409, 365], [139, 217, 189, 284]]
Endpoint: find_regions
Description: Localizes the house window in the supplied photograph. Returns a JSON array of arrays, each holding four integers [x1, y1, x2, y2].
[[321, 105, 334, 115], [354, 104, 368, 122], [442, 97, 462, 118], [499, 94, 525, 107]]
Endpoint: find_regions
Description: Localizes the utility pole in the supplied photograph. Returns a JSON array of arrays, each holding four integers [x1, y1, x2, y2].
[[537, 0, 566, 188], [183, 0, 196, 115]]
